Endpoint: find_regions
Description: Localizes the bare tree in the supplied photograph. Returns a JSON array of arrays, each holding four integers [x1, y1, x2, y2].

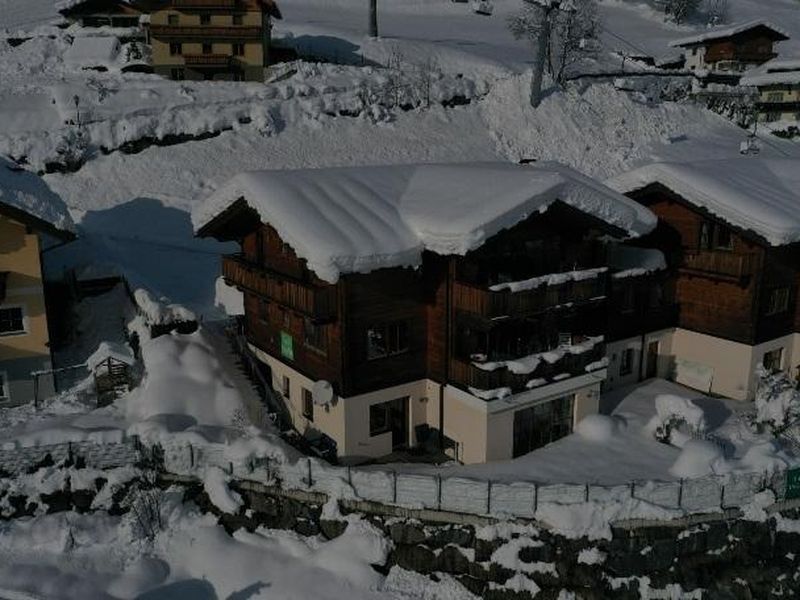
[[704, 0, 728, 26], [662, 0, 701, 24], [369, 0, 378, 37], [508, 0, 600, 107]]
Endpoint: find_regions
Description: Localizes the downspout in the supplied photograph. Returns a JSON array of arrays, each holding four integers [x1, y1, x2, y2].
[[439, 257, 453, 451]]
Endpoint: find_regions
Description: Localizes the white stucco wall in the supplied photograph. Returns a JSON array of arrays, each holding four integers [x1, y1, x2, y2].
[[604, 329, 674, 391]]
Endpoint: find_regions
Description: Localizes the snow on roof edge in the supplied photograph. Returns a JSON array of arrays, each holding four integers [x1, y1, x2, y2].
[[194, 162, 657, 284], [669, 19, 790, 48]]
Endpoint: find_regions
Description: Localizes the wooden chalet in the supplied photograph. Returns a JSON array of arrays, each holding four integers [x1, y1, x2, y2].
[[195, 163, 657, 464], [58, 0, 147, 28], [610, 159, 800, 399], [670, 20, 789, 74]]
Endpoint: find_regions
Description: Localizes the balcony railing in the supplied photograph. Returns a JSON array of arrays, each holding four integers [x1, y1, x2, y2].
[[681, 251, 759, 282], [184, 53, 233, 66], [451, 341, 606, 397], [150, 24, 262, 40], [453, 275, 607, 319], [222, 254, 337, 321]]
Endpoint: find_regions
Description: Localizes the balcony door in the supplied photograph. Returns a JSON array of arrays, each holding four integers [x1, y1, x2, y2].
[[513, 394, 574, 458]]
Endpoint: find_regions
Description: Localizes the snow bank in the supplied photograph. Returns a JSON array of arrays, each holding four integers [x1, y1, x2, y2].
[[608, 159, 800, 246], [0, 157, 75, 234], [576, 414, 620, 443], [193, 162, 656, 283], [63, 36, 120, 69], [669, 439, 724, 478], [203, 466, 243, 514]]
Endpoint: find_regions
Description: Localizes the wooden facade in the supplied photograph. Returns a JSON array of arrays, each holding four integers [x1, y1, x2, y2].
[[217, 201, 621, 402], [627, 183, 800, 346]]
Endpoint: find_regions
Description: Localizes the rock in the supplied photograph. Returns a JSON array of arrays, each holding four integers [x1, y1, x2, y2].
[[390, 544, 437, 574], [456, 574, 487, 597], [430, 525, 474, 548], [319, 519, 348, 540], [72, 489, 95, 513], [475, 538, 504, 562], [294, 518, 320, 537], [388, 522, 426, 545], [518, 542, 555, 564], [437, 545, 471, 575]]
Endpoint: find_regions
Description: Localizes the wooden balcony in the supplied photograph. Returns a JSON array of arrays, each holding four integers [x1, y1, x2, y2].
[[184, 53, 233, 66], [150, 24, 262, 40], [681, 251, 759, 283], [453, 275, 607, 319], [451, 342, 606, 396], [222, 254, 337, 321]]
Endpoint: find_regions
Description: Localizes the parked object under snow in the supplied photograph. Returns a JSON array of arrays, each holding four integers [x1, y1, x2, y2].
[[608, 159, 800, 246], [63, 35, 120, 70], [193, 162, 656, 283]]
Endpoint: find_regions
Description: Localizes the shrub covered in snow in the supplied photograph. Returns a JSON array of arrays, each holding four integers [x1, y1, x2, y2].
[[575, 414, 620, 442], [753, 367, 800, 434], [649, 394, 706, 447]]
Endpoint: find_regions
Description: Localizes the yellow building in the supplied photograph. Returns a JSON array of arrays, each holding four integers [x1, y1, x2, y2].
[[742, 59, 800, 125], [0, 162, 75, 407], [147, 0, 281, 82]]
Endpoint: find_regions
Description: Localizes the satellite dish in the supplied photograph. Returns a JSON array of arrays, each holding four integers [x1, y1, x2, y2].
[[313, 380, 334, 407]]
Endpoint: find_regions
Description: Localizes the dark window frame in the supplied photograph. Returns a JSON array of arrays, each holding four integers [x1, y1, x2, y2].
[[199, 13, 211, 25], [619, 348, 635, 376], [766, 287, 790, 316], [366, 321, 410, 361], [169, 42, 182, 56], [302, 387, 314, 421], [0, 307, 25, 335], [167, 13, 179, 25], [202, 42, 213, 54], [303, 317, 327, 354], [369, 401, 392, 436]]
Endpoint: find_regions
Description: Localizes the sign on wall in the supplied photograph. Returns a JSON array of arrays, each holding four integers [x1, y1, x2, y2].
[[280, 331, 294, 361]]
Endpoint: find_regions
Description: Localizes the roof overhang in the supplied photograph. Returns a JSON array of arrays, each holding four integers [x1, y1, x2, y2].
[[0, 201, 77, 241], [195, 196, 261, 241]]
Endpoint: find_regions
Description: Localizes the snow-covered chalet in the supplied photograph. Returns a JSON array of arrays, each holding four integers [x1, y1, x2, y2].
[[0, 159, 76, 407], [194, 162, 657, 464], [609, 158, 800, 401]]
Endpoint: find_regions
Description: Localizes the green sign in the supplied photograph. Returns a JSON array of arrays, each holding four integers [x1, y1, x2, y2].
[[787, 468, 800, 500], [280, 331, 294, 361]]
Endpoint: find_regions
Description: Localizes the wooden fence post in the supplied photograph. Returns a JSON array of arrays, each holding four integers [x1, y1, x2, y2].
[[720, 484, 726, 510], [306, 457, 313, 488], [392, 470, 398, 504], [487, 480, 492, 515], [630, 481, 635, 499], [584, 483, 590, 503], [533, 483, 539, 514], [437, 475, 442, 511], [678, 478, 684, 509]]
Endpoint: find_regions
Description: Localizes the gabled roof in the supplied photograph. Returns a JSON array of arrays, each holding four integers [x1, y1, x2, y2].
[[193, 162, 657, 284], [0, 158, 76, 240], [607, 159, 800, 247], [669, 20, 789, 49]]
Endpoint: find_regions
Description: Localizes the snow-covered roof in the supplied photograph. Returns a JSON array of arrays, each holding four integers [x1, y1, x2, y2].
[[193, 162, 657, 283], [607, 159, 800, 246], [64, 36, 120, 67], [741, 58, 800, 87], [0, 157, 76, 237], [609, 245, 666, 279], [669, 20, 790, 48]]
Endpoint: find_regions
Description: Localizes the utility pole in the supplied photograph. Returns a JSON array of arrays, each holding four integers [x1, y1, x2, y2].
[[369, 0, 378, 38]]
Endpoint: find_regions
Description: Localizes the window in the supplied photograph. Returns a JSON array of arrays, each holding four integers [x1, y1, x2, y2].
[[202, 42, 212, 54], [767, 91, 785, 103], [369, 401, 392, 436], [281, 308, 290, 328], [170, 68, 184, 80], [0, 373, 8, 401], [232, 14, 243, 25], [366, 321, 409, 360], [763, 348, 783, 373], [766, 111, 781, 123], [281, 375, 290, 399], [620, 286, 635, 314], [169, 42, 182, 56], [304, 318, 326, 353], [715, 225, 733, 250], [512, 395, 575, 457], [619, 348, 635, 376], [0, 307, 24, 335], [302, 388, 314, 421], [167, 13, 179, 25], [258, 299, 269, 323], [699, 221, 711, 250], [200, 13, 211, 24], [558, 332, 572, 347], [233, 42, 245, 56], [700, 221, 733, 251], [766, 287, 790, 316]]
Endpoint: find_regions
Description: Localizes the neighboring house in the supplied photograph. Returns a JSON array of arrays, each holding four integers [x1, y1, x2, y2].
[[194, 162, 657, 464], [604, 245, 678, 391], [609, 159, 800, 401], [146, 0, 281, 82], [57, 0, 146, 29], [670, 20, 789, 73], [0, 159, 76, 407], [741, 59, 800, 125]]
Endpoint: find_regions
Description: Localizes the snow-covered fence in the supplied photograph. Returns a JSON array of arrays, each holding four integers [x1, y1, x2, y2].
[[0, 437, 139, 476], [154, 438, 796, 523]]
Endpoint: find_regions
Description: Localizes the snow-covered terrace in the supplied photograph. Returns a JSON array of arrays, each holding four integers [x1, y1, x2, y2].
[[607, 158, 800, 247], [193, 162, 657, 284]]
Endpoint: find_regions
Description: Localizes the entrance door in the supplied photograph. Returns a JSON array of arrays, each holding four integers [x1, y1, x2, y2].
[[646, 341, 659, 379], [390, 397, 409, 450]]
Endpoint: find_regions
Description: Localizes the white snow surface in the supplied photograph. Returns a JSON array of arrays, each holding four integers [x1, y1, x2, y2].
[[668, 19, 790, 48], [489, 267, 607, 293], [608, 159, 800, 246], [0, 156, 75, 233], [63, 35, 119, 68], [194, 162, 656, 283], [742, 58, 800, 86]]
